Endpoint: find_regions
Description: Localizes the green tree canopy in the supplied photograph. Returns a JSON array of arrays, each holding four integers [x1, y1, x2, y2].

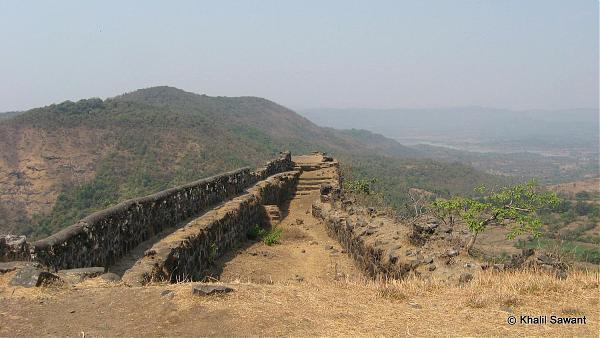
[[432, 180, 560, 254]]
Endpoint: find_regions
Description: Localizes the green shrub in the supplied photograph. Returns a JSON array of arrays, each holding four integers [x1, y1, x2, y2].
[[263, 227, 282, 246], [518, 238, 600, 264], [575, 191, 591, 200], [247, 224, 267, 240], [208, 243, 218, 264], [247, 224, 282, 245]]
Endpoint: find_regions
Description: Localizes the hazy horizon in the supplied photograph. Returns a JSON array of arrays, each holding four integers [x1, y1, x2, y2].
[[1, 1, 598, 112], [2, 86, 599, 114]]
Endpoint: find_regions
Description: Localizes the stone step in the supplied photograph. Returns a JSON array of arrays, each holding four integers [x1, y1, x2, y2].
[[263, 205, 281, 224], [295, 165, 322, 171], [299, 177, 333, 181], [298, 181, 323, 185], [297, 183, 321, 188], [298, 181, 330, 185], [296, 186, 321, 192], [292, 191, 312, 197]]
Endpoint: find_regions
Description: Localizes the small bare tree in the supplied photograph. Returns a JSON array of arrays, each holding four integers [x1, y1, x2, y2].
[[408, 188, 434, 220]]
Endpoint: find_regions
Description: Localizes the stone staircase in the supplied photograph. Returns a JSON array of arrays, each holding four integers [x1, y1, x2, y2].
[[292, 175, 334, 198], [263, 205, 281, 225], [291, 152, 339, 199]]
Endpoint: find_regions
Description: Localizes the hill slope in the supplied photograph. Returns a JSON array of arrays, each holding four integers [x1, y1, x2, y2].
[[0, 86, 502, 237]]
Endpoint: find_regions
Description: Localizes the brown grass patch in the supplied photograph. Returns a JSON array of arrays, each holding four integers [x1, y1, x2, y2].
[[280, 227, 309, 241], [376, 284, 408, 301], [497, 293, 521, 307], [465, 292, 489, 308], [561, 307, 585, 316], [0, 269, 598, 336]]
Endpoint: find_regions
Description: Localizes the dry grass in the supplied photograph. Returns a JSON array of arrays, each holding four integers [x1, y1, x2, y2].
[[1, 269, 598, 336], [170, 269, 598, 336], [370, 269, 598, 308], [548, 177, 600, 195], [377, 284, 409, 301], [561, 307, 586, 316]]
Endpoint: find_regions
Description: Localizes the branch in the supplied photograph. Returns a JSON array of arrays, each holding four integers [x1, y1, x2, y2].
[[481, 214, 497, 226], [503, 205, 531, 212]]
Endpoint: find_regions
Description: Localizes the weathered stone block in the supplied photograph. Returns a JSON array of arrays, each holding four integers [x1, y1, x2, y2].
[[192, 284, 233, 296], [0, 235, 30, 262], [99, 272, 121, 282], [0, 261, 26, 273], [10, 265, 60, 287], [57, 267, 105, 283]]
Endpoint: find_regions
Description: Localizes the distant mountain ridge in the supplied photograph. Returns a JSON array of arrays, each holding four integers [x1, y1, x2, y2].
[[0, 86, 501, 237], [0, 111, 24, 119], [300, 106, 599, 150]]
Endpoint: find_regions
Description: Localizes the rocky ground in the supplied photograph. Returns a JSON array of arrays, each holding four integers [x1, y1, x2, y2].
[[213, 162, 362, 284], [0, 268, 597, 336], [0, 153, 597, 336]]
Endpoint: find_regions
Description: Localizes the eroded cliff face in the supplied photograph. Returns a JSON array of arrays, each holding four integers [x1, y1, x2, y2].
[[0, 125, 114, 232]]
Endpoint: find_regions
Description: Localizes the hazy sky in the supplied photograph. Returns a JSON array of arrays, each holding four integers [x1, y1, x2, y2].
[[1, 1, 598, 111]]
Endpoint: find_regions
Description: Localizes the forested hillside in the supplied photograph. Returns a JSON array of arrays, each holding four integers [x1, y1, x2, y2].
[[0, 86, 503, 238]]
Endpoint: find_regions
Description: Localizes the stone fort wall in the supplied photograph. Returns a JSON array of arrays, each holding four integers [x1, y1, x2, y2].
[[122, 170, 299, 285], [312, 162, 413, 280], [32, 152, 293, 270]]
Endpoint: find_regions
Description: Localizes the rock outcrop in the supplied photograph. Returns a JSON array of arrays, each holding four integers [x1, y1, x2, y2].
[[0, 235, 30, 262], [312, 155, 484, 282]]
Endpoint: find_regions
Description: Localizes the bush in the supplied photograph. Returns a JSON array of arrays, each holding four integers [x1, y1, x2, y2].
[[574, 201, 594, 216], [560, 210, 576, 225], [263, 227, 282, 246], [247, 225, 282, 246], [518, 238, 600, 264], [208, 243, 218, 264], [343, 178, 377, 195], [247, 224, 266, 240], [575, 191, 591, 200]]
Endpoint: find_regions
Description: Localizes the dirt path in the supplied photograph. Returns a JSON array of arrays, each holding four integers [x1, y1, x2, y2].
[[0, 154, 597, 336], [214, 162, 363, 284], [109, 225, 181, 276]]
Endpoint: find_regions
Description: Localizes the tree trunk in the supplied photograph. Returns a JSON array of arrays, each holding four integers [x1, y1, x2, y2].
[[465, 232, 478, 255]]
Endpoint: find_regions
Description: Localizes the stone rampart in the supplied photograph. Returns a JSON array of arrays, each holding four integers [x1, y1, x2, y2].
[[0, 235, 30, 262], [33, 152, 293, 270], [122, 170, 299, 285]]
